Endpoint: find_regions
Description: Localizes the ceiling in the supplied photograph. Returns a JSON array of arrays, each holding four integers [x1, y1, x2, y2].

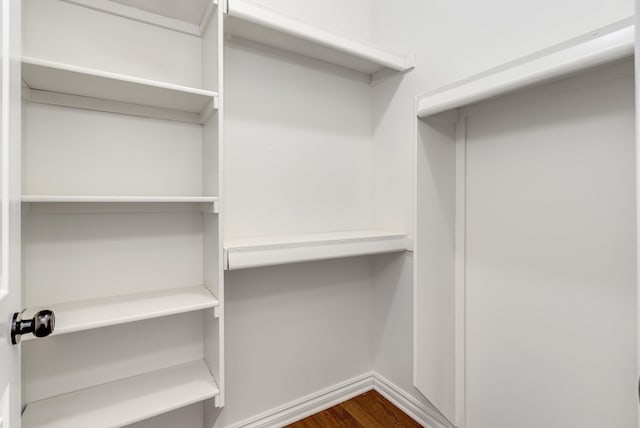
[[108, 0, 211, 25]]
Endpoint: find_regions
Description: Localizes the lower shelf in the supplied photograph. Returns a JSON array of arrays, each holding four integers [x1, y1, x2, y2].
[[21, 285, 219, 341], [224, 230, 412, 270], [22, 360, 219, 428]]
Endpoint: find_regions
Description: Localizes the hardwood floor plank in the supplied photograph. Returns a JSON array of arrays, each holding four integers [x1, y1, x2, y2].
[[285, 389, 422, 428], [327, 405, 365, 428], [340, 397, 388, 428], [355, 391, 422, 428]]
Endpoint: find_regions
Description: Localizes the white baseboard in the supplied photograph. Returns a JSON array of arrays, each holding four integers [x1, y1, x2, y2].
[[372, 373, 451, 428], [225, 372, 452, 428], [224, 372, 375, 428]]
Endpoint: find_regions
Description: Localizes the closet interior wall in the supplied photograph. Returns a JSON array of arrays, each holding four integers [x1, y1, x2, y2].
[[370, 0, 634, 426], [20, 1, 224, 427], [222, 0, 406, 425]]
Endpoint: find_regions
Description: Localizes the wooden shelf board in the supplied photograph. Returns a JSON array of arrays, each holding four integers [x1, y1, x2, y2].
[[22, 57, 218, 117], [22, 195, 218, 203], [417, 19, 633, 118], [224, 230, 411, 270], [225, 0, 412, 75], [21, 285, 219, 341], [22, 360, 219, 428]]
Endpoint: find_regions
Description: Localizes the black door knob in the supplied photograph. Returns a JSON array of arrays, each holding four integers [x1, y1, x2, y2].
[[11, 310, 55, 345]]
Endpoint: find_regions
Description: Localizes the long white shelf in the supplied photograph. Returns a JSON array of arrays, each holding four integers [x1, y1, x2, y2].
[[22, 360, 219, 428], [21, 285, 219, 341], [22, 195, 219, 203], [22, 57, 218, 123], [224, 230, 412, 270], [225, 0, 413, 75], [417, 20, 633, 118]]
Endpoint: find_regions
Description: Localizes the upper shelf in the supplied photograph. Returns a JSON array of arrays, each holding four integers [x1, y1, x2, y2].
[[225, 0, 413, 76], [21, 285, 219, 341], [22, 360, 219, 428], [22, 195, 218, 203], [63, 0, 217, 36], [224, 230, 412, 270], [22, 57, 218, 123], [417, 19, 633, 118]]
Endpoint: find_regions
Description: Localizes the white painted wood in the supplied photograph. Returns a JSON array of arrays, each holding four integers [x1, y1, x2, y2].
[[218, 372, 450, 428], [61, 0, 202, 35], [225, 0, 412, 75], [22, 360, 219, 428], [24, 0, 203, 88], [22, 57, 218, 118], [24, 87, 204, 124], [453, 118, 467, 428], [23, 103, 205, 197], [126, 403, 204, 428], [23, 211, 204, 308], [18, 1, 225, 426], [231, 0, 373, 43], [0, 0, 21, 426], [416, 20, 633, 118], [108, 0, 214, 26], [21, 285, 218, 340], [225, 373, 374, 428], [22, 312, 204, 404], [225, 231, 411, 270], [636, 5, 640, 428], [22, 195, 218, 203], [201, 3, 225, 412], [373, 373, 451, 428], [414, 116, 456, 424]]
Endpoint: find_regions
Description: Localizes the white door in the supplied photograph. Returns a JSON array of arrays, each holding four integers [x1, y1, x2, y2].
[[636, 3, 640, 426], [0, 0, 20, 426]]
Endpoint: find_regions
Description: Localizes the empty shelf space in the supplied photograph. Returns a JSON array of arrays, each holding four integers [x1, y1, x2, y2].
[[22, 195, 219, 203], [22, 360, 219, 428], [225, 0, 413, 75], [22, 57, 218, 123], [224, 230, 412, 270], [21, 285, 219, 341]]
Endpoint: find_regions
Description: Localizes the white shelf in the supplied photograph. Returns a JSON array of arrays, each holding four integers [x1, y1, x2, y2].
[[225, 0, 413, 75], [224, 230, 412, 270], [22, 195, 218, 203], [22, 57, 218, 123], [21, 285, 219, 341], [417, 20, 633, 118], [22, 360, 219, 428]]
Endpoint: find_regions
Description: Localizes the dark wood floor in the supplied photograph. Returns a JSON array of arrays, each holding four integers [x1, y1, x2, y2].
[[284, 390, 423, 428]]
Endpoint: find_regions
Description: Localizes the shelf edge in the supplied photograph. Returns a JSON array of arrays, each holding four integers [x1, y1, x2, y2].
[[417, 19, 634, 118]]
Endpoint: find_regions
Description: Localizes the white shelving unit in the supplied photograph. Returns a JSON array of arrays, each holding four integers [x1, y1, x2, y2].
[[225, 231, 411, 270], [416, 23, 633, 118], [22, 57, 218, 113], [225, 0, 413, 76], [22, 57, 218, 123], [21, 285, 219, 340], [20, 0, 226, 425], [413, 21, 636, 426], [21, 360, 220, 428]]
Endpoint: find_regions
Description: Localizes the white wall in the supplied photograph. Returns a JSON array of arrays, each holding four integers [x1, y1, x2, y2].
[[463, 59, 636, 428], [370, 0, 634, 424], [219, 258, 374, 426], [237, 0, 373, 41], [23, 0, 202, 87], [221, 1, 377, 425]]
